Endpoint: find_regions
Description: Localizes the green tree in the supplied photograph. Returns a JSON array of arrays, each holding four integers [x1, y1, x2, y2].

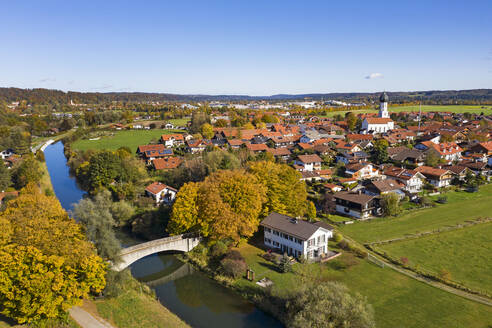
[[190, 112, 210, 133], [381, 192, 401, 216], [72, 190, 121, 263], [0, 160, 11, 190], [425, 151, 440, 167], [286, 282, 375, 328], [278, 253, 292, 273], [371, 139, 389, 164], [346, 112, 357, 131], [13, 155, 42, 189]]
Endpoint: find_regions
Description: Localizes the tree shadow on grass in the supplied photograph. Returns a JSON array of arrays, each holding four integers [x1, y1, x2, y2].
[[0, 314, 17, 326]]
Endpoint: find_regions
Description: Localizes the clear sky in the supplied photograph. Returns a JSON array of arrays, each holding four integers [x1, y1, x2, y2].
[[0, 0, 491, 95]]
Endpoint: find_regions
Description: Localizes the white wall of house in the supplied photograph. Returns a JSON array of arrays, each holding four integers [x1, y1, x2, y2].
[[335, 204, 367, 218], [146, 188, 177, 204], [264, 227, 332, 259]]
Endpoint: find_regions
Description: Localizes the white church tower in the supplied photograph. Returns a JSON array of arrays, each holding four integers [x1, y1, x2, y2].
[[378, 92, 389, 118]]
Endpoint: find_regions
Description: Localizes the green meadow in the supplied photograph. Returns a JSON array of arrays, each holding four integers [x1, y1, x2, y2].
[[320, 105, 492, 118], [379, 222, 492, 295], [339, 184, 492, 244], [234, 242, 492, 328], [71, 129, 183, 152]]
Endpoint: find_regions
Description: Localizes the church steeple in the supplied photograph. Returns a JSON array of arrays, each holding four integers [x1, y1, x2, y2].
[[379, 92, 389, 118]]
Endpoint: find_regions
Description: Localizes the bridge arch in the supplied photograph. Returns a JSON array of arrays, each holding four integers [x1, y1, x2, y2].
[[113, 234, 201, 271]]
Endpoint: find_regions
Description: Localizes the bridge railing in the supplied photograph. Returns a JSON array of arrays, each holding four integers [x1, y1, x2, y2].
[[119, 233, 200, 256]]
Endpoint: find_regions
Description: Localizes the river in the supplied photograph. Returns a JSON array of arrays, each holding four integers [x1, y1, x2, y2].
[[43, 141, 282, 328]]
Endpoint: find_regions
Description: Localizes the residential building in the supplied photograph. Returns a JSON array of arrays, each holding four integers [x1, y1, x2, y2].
[[382, 166, 425, 194], [295, 154, 322, 171], [333, 191, 380, 219], [260, 212, 333, 260], [345, 162, 379, 180], [145, 182, 178, 204], [415, 166, 453, 188]]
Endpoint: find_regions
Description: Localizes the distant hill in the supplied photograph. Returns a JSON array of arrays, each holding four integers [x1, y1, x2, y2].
[[0, 87, 491, 105]]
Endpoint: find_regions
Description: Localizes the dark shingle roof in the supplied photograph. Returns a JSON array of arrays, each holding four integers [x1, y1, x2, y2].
[[260, 212, 330, 241]]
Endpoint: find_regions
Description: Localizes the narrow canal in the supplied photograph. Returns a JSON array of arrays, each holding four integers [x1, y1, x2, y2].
[[43, 141, 282, 328]]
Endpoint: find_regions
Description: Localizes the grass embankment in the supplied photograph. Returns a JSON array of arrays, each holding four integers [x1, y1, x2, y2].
[[339, 184, 492, 243], [71, 129, 184, 152], [94, 290, 189, 328], [233, 242, 492, 328], [320, 105, 492, 118], [379, 221, 492, 295]]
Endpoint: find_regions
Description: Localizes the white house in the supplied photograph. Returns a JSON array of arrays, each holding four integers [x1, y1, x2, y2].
[[382, 166, 425, 194], [260, 212, 333, 260], [145, 182, 178, 204], [361, 92, 395, 134], [345, 162, 379, 180], [295, 154, 322, 171]]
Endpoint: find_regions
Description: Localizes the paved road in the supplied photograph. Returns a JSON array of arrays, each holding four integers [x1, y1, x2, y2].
[[69, 306, 116, 328]]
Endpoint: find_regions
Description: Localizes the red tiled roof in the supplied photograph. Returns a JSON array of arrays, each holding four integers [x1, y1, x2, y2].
[[365, 118, 393, 124], [153, 157, 183, 170], [145, 182, 177, 194], [297, 154, 322, 163]]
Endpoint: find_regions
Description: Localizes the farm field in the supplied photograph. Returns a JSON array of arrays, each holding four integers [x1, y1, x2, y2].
[[320, 104, 492, 118], [71, 129, 183, 152], [379, 222, 492, 295], [234, 242, 492, 328], [339, 184, 492, 244]]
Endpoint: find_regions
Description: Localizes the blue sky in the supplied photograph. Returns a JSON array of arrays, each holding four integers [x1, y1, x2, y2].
[[0, 0, 491, 95]]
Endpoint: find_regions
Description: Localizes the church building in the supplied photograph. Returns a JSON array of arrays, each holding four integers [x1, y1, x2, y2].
[[361, 92, 395, 134]]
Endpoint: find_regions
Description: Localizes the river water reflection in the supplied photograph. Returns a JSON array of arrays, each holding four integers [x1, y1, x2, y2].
[[44, 141, 282, 328]]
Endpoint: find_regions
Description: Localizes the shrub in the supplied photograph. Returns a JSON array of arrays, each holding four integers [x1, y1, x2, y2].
[[209, 241, 228, 258], [337, 240, 350, 250], [220, 258, 247, 278], [278, 253, 292, 273], [400, 257, 409, 266], [36, 151, 45, 162], [418, 196, 433, 207], [332, 232, 343, 243], [263, 252, 276, 262], [436, 196, 448, 204], [223, 249, 244, 261]]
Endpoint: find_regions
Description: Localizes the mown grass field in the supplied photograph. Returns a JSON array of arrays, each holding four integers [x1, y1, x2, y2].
[[168, 117, 190, 127], [320, 105, 492, 118], [234, 242, 492, 328], [379, 222, 492, 295], [95, 290, 189, 328], [339, 184, 492, 244], [71, 129, 184, 152]]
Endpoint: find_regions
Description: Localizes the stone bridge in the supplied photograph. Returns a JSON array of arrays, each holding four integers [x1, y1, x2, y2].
[[113, 234, 201, 271]]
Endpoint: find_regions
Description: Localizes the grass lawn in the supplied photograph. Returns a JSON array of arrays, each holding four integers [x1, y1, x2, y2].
[[95, 290, 189, 328], [339, 184, 492, 244], [71, 129, 184, 152], [379, 222, 492, 295], [234, 242, 492, 328], [319, 105, 492, 118], [168, 118, 190, 127]]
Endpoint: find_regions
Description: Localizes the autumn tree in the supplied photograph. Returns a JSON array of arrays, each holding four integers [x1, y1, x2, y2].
[[306, 201, 317, 220], [0, 185, 106, 324], [168, 170, 266, 242], [200, 123, 214, 139], [248, 161, 307, 217], [346, 112, 357, 131]]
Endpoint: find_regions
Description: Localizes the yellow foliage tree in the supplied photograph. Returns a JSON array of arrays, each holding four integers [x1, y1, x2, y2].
[[0, 184, 106, 323]]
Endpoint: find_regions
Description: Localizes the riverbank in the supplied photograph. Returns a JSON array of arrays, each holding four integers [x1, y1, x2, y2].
[[83, 291, 190, 328]]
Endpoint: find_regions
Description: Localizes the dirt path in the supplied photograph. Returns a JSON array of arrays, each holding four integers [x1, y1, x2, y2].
[[69, 306, 116, 328]]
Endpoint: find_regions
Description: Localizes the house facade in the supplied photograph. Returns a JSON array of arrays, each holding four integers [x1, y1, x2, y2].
[[333, 191, 380, 219], [145, 182, 178, 204], [260, 212, 333, 260]]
